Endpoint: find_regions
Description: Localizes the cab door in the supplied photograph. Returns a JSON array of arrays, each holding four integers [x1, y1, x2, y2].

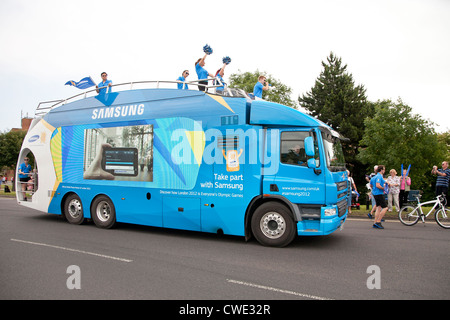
[[264, 129, 325, 205]]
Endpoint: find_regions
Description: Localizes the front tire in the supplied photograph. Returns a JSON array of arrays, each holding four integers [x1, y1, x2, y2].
[[251, 202, 296, 247], [398, 205, 420, 226], [91, 195, 116, 229]]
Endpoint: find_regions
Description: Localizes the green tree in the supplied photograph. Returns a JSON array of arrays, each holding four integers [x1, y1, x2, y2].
[[0, 130, 27, 169], [357, 99, 446, 199], [299, 52, 373, 188], [229, 70, 297, 108], [437, 130, 450, 161]]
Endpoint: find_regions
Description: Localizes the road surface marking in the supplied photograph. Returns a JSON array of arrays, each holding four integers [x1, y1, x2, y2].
[[11, 238, 133, 263], [227, 279, 332, 300]]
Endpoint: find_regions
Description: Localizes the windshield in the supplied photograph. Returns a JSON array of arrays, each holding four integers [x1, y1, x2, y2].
[[321, 131, 346, 172]]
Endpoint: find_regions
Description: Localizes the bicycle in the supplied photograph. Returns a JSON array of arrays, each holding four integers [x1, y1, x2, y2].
[[398, 194, 450, 229]]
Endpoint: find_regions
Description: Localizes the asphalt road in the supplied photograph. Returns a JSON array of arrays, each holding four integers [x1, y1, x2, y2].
[[1, 197, 449, 301]]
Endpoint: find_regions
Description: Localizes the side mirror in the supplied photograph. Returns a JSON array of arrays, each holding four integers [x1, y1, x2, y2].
[[307, 158, 316, 169], [305, 136, 314, 157]]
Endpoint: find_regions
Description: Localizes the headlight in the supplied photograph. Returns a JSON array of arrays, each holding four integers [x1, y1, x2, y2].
[[324, 208, 337, 216]]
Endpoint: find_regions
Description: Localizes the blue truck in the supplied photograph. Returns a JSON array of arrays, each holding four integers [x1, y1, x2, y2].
[[17, 82, 349, 247]]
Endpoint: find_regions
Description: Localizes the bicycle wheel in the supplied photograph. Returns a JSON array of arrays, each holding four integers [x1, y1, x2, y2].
[[398, 205, 420, 226], [435, 208, 450, 229]]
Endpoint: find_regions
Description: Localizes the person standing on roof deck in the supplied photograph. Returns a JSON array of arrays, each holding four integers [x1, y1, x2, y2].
[[177, 70, 190, 90], [195, 54, 214, 92], [253, 75, 269, 100], [96, 72, 112, 94], [215, 62, 230, 93]]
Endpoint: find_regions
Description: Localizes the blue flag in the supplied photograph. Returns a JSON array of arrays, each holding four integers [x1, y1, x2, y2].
[[65, 76, 96, 89]]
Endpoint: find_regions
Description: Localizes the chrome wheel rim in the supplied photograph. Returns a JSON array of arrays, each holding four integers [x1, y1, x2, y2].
[[96, 201, 111, 222], [68, 199, 82, 218], [260, 212, 286, 239]]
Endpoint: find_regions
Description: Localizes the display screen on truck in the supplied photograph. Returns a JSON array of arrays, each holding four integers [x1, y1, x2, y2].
[[102, 147, 138, 176]]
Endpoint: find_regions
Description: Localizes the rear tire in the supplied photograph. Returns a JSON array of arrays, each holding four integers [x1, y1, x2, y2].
[[435, 208, 450, 229], [91, 195, 116, 229], [251, 202, 296, 247], [64, 194, 85, 225]]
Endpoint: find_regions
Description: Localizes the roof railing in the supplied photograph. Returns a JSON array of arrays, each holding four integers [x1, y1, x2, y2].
[[35, 78, 250, 117]]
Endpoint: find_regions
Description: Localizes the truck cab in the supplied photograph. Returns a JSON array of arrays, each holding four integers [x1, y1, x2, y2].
[[246, 100, 348, 245]]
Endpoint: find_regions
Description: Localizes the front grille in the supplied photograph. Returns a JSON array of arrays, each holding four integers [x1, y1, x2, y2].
[[336, 181, 347, 192], [337, 199, 347, 217]]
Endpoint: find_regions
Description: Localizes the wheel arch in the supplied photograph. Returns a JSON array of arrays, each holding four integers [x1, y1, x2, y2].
[[60, 191, 78, 217]]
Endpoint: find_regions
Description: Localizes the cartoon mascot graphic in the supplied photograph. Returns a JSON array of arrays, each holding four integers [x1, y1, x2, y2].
[[222, 148, 243, 172]]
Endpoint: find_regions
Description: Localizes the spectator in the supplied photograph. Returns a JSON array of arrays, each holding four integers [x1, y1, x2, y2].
[[347, 170, 357, 214], [432, 161, 450, 200], [18, 157, 32, 201], [366, 165, 378, 219], [399, 169, 411, 208], [386, 169, 400, 212], [370, 165, 388, 229]]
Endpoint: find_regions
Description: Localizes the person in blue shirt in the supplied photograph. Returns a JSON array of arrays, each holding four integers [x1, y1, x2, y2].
[[96, 72, 112, 94], [195, 54, 213, 92], [253, 75, 270, 99], [176, 70, 190, 90], [214, 62, 230, 93], [370, 165, 389, 229], [18, 157, 32, 201]]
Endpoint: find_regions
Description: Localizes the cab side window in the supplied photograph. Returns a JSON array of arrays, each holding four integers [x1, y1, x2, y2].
[[280, 132, 309, 166]]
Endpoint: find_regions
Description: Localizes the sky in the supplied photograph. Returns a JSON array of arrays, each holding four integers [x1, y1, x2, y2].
[[0, 0, 449, 133]]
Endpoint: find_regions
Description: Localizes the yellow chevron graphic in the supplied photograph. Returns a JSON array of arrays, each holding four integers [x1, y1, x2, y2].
[[206, 94, 235, 113], [50, 127, 63, 182], [185, 131, 205, 167]]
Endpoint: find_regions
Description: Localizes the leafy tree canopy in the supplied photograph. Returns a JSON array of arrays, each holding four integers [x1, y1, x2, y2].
[[299, 52, 372, 147], [357, 98, 446, 198], [229, 70, 297, 108], [0, 130, 27, 169]]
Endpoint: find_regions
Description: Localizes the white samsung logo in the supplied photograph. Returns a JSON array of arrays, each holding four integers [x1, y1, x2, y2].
[[92, 104, 145, 120]]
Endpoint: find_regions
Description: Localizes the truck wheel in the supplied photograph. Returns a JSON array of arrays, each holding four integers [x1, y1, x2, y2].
[[251, 202, 296, 247], [91, 195, 116, 229], [64, 194, 85, 225]]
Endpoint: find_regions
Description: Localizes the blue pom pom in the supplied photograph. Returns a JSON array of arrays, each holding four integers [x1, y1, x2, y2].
[[203, 44, 213, 55], [222, 56, 231, 65]]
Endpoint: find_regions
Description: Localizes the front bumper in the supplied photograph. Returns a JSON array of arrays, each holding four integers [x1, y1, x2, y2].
[[297, 206, 348, 236]]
